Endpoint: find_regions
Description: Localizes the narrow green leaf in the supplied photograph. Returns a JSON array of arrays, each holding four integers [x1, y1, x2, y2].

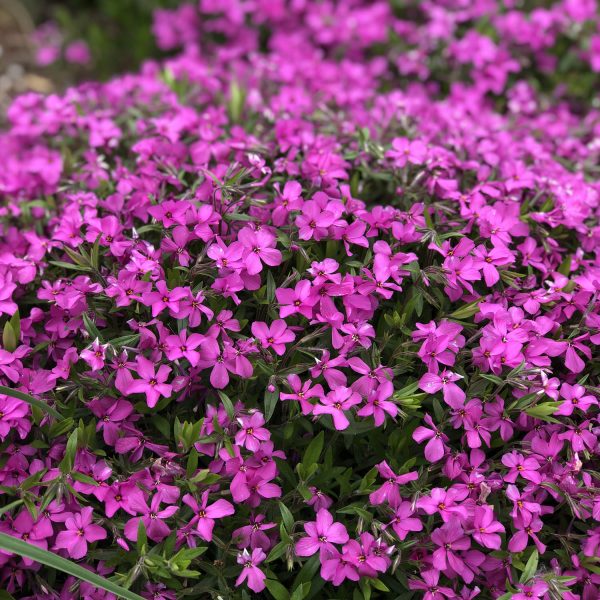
[[59, 430, 79, 474], [520, 549, 539, 584], [2, 321, 17, 352], [0, 533, 144, 600], [302, 431, 324, 468], [217, 391, 235, 420], [0, 499, 24, 517], [265, 579, 290, 600], [0, 386, 63, 421], [279, 502, 294, 533], [264, 387, 279, 422]]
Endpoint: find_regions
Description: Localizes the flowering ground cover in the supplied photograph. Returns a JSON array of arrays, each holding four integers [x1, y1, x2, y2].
[[0, 1, 600, 599]]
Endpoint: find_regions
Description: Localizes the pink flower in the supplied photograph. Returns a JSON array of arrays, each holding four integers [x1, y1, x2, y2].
[[412, 414, 449, 462], [470, 505, 505, 549], [357, 380, 398, 426], [409, 570, 455, 599], [251, 320, 295, 356], [554, 383, 597, 416], [502, 451, 542, 484], [234, 412, 270, 452], [126, 355, 172, 408], [276, 280, 318, 319], [431, 519, 473, 583], [80, 338, 108, 371], [419, 370, 465, 406], [144, 281, 188, 317], [386, 137, 428, 168], [295, 508, 349, 559], [369, 461, 418, 506], [313, 386, 361, 430], [508, 516, 546, 554], [164, 329, 205, 366], [182, 492, 234, 542], [513, 581, 549, 600], [54, 507, 106, 559], [238, 228, 282, 275], [124, 495, 178, 543], [384, 500, 423, 540], [235, 548, 266, 593], [279, 374, 323, 415]]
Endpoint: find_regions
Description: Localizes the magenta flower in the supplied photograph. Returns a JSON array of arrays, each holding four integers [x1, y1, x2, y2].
[[238, 228, 282, 275], [144, 281, 188, 317], [357, 381, 398, 426], [384, 500, 423, 540], [417, 487, 469, 522], [412, 414, 449, 462], [473, 243, 514, 286], [313, 386, 361, 430], [251, 320, 295, 356], [386, 137, 428, 168], [419, 370, 465, 406], [320, 548, 360, 586], [431, 519, 473, 583], [234, 412, 270, 452], [295, 508, 349, 559], [508, 516, 546, 554], [409, 570, 455, 600], [369, 461, 418, 506], [276, 280, 318, 319], [279, 374, 323, 415], [554, 383, 597, 416], [235, 548, 266, 593], [125, 355, 172, 408], [54, 507, 106, 559], [512, 581, 549, 600], [502, 451, 542, 484], [470, 505, 505, 549], [124, 495, 178, 543], [79, 338, 108, 371], [182, 492, 234, 542], [164, 329, 205, 366]]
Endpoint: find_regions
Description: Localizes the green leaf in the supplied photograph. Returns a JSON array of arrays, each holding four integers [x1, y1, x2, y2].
[[279, 502, 294, 533], [0, 386, 63, 421], [264, 387, 279, 422], [82, 313, 103, 343], [228, 80, 246, 123], [217, 391, 235, 420], [290, 582, 310, 600], [137, 519, 148, 555], [525, 402, 563, 423], [48, 260, 92, 272], [557, 254, 572, 276], [266, 540, 288, 563], [2, 321, 17, 352], [265, 579, 291, 600], [0, 499, 24, 517], [0, 532, 144, 600], [59, 430, 79, 474], [302, 431, 324, 468], [448, 298, 482, 320], [520, 549, 539, 584]]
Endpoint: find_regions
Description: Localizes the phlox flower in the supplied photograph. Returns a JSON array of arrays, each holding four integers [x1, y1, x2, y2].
[[295, 509, 349, 560], [54, 507, 106, 559]]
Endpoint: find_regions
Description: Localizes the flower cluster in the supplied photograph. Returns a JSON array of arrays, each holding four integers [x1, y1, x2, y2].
[[0, 1, 599, 599]]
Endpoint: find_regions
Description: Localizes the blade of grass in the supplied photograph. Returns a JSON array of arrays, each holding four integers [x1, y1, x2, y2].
[[0, 385, 63, 421], [0, 532, 144, 600]]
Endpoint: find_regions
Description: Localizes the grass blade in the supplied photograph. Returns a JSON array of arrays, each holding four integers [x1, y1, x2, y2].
[[0, 532, 144, 600]]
